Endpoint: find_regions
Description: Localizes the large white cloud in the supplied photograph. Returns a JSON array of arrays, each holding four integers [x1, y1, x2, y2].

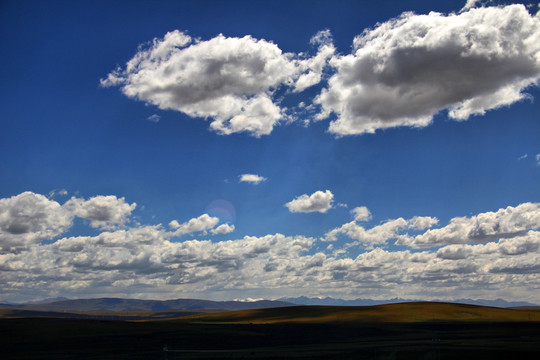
[[64, 195, 136, 230], [101, 30, 333, 137], [0, 192, 72, 253], [399, 202, 540, 248], [315, 4, 540, 135], [285, 190, 334, 213]]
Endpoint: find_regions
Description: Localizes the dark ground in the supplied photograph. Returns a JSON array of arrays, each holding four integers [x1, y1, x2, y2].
[[1, 318, 539, 359]]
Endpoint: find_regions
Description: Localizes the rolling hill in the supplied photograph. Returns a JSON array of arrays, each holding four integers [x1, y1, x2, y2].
[[175, 301, 540, 324], [2, 302, 539, 359]]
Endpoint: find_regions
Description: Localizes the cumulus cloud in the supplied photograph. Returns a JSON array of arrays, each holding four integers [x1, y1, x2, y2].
[[351, 206, 371, 222], [0, 192, 141, 253], [536, 153, 540, 165], [64, 195, 136, 230], [2, 191, 540, 304], [102, 30, 335, 137], [323, 211, 438, 245], [324, 217, 408, 244], [211, 223, 235, 235], [0, 192, 72, 253], [409, 216, 440, 230], [285, 190, 334, 213], [398, 202, 540, 248], [316, 4, 540, 135], [239, 173, 267, 185], [169, 214, 220, 236]]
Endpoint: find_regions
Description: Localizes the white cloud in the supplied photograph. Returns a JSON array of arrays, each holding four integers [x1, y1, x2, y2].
[[64, 195, 136, 230], [101, 28, 340, 137], [147, 114, 160, 122], [239, 173, 267, 185], [102, 31, 303, 137], [323, 213, 438, 245], [211, 223, 235, 235], [518, 153, 528, 160], [285, 190, 334, 213], [409, 216, 440, 230], [536, 153, 540, 165], [0, 192, 72, 253], [170, 214, 220, 236], [324, 217, 408, 244], [460, 0, 488, 13], [316, 4, 540, 135], [351, 206, 371, 222], [48, 189, 68, 198], [293, 30, 335, 93], [2, 191, 540, 304], [398, 202, 540, 248]]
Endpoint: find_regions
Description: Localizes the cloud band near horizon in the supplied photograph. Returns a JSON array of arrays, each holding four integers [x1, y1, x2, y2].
[[1, 190, 539, 303]]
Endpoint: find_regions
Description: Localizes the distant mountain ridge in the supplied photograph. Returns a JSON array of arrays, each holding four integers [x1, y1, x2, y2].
[[1, 296, 536, 313], [0, 297, 294, 312], [279, 296, 538, 308]]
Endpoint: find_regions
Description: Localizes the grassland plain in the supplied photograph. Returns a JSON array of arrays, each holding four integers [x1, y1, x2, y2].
[[1, 302, 539, 359]]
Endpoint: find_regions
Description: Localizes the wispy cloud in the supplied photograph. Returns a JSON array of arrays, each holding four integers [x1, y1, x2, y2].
[[147, 114, 160, 123], [459, 0, 491, 13]]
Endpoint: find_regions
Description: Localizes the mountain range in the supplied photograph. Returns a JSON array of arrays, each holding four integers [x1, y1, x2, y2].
[[0, 298, 293, 312], [0, 296, 536, 312], [279, 296, 538, 308]]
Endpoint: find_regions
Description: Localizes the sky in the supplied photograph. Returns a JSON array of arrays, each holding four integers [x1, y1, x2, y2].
[[1, 0, 540, 303]]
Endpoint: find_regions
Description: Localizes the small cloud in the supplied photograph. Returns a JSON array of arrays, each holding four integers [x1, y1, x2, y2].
[[169, 220, 181, 229], [536, 154, 540, 166], [211, 223, 235, 235], [285, 190, 334, 213], [147, 114, 160, 123], [48, 189, 68, 198], [239, 174, 267, 185], [460, 0, 481, 13], [169, 214, 219, 236], [351, 206, 371, 222], [310, 29, 333, 46], [518, 154, 528, 161]]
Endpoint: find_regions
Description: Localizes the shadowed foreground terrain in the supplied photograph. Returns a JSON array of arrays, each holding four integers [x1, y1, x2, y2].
[[1, 302, 539, 359]]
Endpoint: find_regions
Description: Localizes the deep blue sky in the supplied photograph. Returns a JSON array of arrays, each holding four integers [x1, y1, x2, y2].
[[1, 0, 539, 302]]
